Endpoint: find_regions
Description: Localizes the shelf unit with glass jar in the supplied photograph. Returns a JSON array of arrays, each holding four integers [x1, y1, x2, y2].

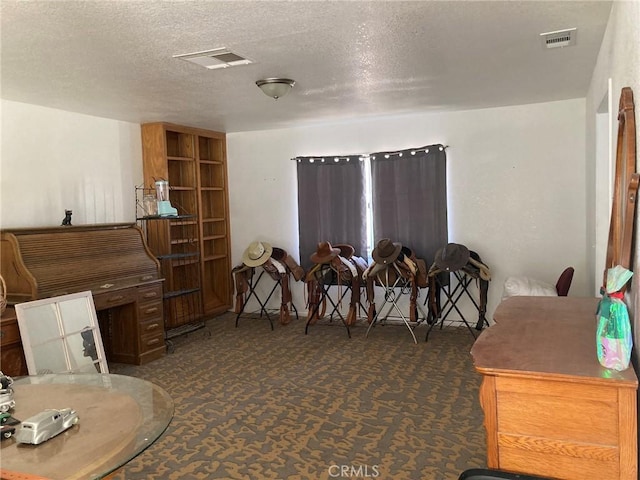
[[140, 122, 232, 323]]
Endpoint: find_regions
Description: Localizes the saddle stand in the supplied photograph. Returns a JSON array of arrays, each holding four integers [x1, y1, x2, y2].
[[235, 268, 299, 330], [365, 263, 429, 344], [425, 270, 488, 341], [305, 264, 356, 338]]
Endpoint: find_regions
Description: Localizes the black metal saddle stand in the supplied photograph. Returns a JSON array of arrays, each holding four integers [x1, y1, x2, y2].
[[425, 270, 488, 341], [365, 263, 429, 344], [304, 264, 353, 338], [235, 268, 299, 330]]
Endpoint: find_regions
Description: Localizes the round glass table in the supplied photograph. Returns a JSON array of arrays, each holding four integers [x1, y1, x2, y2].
[[0, 373, 173, 480]]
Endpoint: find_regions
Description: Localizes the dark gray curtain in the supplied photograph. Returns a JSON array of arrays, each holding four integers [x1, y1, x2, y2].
[[371, 145, 447, 264], [297, 156, 367, 269]]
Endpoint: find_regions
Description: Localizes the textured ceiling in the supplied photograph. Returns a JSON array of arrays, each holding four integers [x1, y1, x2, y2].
[[1, 1, 612, 133]]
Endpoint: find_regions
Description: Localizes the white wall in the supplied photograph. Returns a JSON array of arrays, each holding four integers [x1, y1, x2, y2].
[[227, 98, 588, 323], [0, 77, 591, 328], [0, 100, 142, 228], [586, 1, 640, 363]]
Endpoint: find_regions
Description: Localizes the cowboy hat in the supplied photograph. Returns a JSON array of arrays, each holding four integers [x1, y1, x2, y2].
[[242, 241, 273, 267], [270, 247, 287, 262], [333, 243, 355, 259], [310, 241, 340, 264], [372, 238, 402, 265], [434, 243, 470, 272]]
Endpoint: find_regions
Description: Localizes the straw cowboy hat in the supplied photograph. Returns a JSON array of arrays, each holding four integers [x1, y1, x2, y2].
[[434, 243, 470, 272], [372, 238, 402, 265], [310, 241, 341, 264], [242, 241, 273, 267]]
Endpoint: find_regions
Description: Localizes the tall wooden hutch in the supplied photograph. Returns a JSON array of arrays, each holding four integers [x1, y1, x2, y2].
[[140, 122, 232, 333]]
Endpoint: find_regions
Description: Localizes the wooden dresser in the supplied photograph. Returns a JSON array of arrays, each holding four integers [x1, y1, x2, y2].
[[0, 224, 166, 370], [471, 296, 638, 480]]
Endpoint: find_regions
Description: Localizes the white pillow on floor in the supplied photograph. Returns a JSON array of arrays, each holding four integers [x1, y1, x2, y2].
[[502, 276, 558, 300]]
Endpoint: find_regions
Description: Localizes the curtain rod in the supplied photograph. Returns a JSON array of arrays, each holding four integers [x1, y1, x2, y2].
[[291, 144, 448, 161]]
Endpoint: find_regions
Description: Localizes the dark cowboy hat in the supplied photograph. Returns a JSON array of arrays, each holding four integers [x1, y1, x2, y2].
[[372, 238, 402, 265], [400, 245, 415, 259], [242, 241, 273, 267], [434, 243, 470, 272], [270, 247, 288, 262], [310, 241, 341, 264], [333, 243, 355, 259]]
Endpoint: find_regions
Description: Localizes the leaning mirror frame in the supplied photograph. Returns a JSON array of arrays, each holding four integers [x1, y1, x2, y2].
[[603, 87, 638, 292], [15, 291, 109, 375]]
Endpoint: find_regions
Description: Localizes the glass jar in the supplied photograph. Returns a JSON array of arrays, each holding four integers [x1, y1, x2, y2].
[[143, 194, 157, 216]]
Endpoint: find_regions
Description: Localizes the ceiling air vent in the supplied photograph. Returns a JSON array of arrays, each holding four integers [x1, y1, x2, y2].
[[173, 48, 252, 69], [540, 28, 577, 49]]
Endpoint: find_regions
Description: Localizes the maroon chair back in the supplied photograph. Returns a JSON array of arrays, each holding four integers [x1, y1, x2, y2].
[[555, 267, 575, 296]]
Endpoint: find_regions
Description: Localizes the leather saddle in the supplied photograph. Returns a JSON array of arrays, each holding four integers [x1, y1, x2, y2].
[[305, 242, 368, 326], [232, 246, 305, 325], [427, 248, 491, 329], [363, 244, 428, 324]]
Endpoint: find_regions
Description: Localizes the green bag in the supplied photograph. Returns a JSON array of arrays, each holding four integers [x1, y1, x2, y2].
[[596, 266, 633, 371]]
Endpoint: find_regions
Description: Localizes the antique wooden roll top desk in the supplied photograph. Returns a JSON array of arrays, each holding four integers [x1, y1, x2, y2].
[[0, 223, 166, 375]]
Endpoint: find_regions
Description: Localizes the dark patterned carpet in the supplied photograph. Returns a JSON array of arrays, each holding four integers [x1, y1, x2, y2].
[[110, 313, 487, 479]]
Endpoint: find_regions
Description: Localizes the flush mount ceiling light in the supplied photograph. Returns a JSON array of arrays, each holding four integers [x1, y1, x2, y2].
[[256, 78, 295, 100]]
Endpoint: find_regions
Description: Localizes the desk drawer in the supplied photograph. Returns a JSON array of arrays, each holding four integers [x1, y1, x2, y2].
[[140, 317, 164, 336], [0, 318, 21, 346], [140, 331, 165, 354], [93, 289, 136, 310], [138, 303, 162, 322], [137, 284, 163, 302], [1, 309, 27, 376]]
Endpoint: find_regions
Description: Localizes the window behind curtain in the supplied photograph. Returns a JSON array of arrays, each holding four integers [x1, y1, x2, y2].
[[296, 156, 367, 269], [371, 145, 447, 263]]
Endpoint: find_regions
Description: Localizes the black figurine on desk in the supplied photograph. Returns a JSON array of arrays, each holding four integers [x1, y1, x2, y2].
[[61, 210, 72, 226]]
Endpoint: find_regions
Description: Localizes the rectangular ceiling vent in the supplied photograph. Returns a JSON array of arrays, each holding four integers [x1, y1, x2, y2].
[[540, 28, 577, 49], [173, 48, 252, 70]]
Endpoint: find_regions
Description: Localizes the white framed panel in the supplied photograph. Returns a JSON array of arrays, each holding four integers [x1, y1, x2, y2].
[[16, 291, 109, 375]]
